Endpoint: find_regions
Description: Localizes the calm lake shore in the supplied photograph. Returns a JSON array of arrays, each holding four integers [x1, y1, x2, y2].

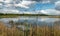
[[0, 20, 60, 36], [0, 14, 60, 36], [0, 15, 60, 18], [0, 14, 60, 18]]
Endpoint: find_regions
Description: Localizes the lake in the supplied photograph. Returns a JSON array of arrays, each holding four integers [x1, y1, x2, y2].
[[0, 16, 60, 27]]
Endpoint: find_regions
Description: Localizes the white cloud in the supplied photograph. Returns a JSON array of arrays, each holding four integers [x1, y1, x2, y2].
[[1, 0, 36, 8], [55, 1, 60, 10], [15, 3, 29, 8], [40, 10, 48, 14], [41, 0, 50, 3], [21, 1, 35, 5], [15, 1, 36, 8], [0, 0, 60, 15], [0, 8, 60, 15], [40, 9, 60, 15], [3, 0, 12, 3], [0, 0, 4, 2], [0, 9, 20, 14], [0, 3, 2, 5], [4, 4, 14, 8], [55, 1, 60, 5], [0, 8, 36, 14]]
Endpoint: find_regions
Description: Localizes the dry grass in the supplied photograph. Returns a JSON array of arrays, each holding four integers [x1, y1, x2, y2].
[[0, 22, 60, 36]]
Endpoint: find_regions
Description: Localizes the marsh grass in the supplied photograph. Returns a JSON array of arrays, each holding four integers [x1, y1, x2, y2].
[[0, 22, 60, 36]]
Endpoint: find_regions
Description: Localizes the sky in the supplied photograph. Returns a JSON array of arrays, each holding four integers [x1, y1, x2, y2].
[[0, 0, 60, 15]]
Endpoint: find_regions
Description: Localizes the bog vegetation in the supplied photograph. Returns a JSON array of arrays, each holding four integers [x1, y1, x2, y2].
[[0, 20, 60, 36], [0, 13, 60, 18]]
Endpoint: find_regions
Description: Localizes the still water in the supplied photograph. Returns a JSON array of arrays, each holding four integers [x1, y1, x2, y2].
[[0, 16, 60, 27]]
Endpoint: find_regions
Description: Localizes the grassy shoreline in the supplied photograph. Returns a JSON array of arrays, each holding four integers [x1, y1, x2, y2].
[[0, 21, 60, 36], [0, 14, 60, 18]]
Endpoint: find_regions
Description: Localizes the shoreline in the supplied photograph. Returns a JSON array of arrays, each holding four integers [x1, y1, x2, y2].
[[0, 16, 60, 18]]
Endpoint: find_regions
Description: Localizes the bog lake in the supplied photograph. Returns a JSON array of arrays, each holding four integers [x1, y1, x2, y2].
[[0, 16, 60, 27]]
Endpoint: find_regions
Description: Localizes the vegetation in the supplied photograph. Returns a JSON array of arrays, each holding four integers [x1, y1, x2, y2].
[[0, 13, 60, 18], [0, 14, 19, 18], [0, 20, 60, 36], [0, 13, 48, 16], [0, 13, 48, 18]]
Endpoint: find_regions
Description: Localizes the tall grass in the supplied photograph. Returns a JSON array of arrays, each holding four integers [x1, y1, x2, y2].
[[0, 21, 60, 36]]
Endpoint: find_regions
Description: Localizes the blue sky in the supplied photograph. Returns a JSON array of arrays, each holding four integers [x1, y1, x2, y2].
[[0, 0, 60, 15], [27, 3, 55, 11], [15, 2, 55, 12]]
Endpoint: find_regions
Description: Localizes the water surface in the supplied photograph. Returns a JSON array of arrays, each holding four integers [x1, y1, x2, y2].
[[0, 16, 60, 27]]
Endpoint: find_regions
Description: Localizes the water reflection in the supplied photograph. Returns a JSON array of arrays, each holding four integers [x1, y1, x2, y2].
[[0, 16, 60, 27]]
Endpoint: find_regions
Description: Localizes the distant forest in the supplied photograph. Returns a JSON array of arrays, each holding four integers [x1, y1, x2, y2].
[[0, 13, 49, 16]]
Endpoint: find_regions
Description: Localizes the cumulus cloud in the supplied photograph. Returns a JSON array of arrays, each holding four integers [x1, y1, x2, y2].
[[0, 9, 20, 14], [3, 0, 12, 3], [0, 3, 2, 5], [0, 0, 58, 9], [0, 8, 39, 14], [41, 1, 50, 3], [15, 1, 36, 8], [0, 0, 4, 2], [0, 0, 36, 8], [40, 9, 60, 15], [55, 1, 60, 10], [15, 1, 34, 8], [0, 0, 60, 15]]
